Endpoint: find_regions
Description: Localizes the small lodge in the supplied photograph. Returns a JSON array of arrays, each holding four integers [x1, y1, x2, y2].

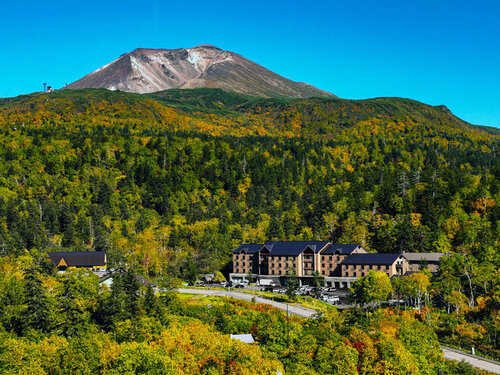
[[230, 241, 444, 287], [47, 251, 107, 272]]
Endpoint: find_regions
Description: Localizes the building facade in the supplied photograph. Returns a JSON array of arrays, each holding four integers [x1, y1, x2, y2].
[[339, 253, 408, 278], [319, 244, 366, 276], [231, 241, 443, 286]]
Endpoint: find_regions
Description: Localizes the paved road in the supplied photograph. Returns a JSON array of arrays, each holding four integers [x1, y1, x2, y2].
[[177, 288, 316, 318], [178, 288, 500, 373], [441, 346, 500, 374]]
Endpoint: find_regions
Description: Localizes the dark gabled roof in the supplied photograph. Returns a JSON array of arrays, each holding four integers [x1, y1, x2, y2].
[[233, 244, 264, 254], [340, 253, 402, 265], [264, 241, 330, 256], [47, 251, 107, 267], [321, 244, 361, 255]]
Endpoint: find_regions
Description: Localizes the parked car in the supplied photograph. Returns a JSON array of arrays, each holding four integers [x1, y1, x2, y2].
[[327, 296, 340, 304]]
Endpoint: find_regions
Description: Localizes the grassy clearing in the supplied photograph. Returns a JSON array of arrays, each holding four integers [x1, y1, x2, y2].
[[175, 293, 228, 306], [240, 290, 334, 311]]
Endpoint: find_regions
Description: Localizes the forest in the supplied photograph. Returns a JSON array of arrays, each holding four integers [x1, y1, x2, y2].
[[0, 87, 498, 373]]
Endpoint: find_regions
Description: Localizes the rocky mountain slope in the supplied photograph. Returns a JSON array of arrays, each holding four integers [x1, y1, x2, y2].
[[66, 45, 335, 99]]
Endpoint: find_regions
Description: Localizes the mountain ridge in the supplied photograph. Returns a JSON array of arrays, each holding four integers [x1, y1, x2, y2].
[[2, 88, 498, 138]]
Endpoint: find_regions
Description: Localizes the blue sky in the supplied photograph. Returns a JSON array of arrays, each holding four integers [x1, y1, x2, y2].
[[1, 0, 499, 127]]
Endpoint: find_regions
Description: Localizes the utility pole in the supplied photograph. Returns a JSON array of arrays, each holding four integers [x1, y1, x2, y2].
[[286, 303, 290, 347]]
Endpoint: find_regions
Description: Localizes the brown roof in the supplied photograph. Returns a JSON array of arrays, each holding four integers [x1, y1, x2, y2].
[[402, 252, 446, 262]]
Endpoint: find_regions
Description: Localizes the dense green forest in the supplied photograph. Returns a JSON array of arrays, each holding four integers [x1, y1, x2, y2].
[[0, 88, 498, 372]]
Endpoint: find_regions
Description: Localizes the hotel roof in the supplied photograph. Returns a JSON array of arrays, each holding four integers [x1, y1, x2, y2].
[[402, 252, 446, 262], [340, 253, 402, 265]]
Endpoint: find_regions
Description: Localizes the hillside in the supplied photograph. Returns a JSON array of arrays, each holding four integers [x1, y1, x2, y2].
[[1, 88, 493, 139], [0, 87, 499, 365], [65, 45, 336, 99], [0, 88, 497, 266]]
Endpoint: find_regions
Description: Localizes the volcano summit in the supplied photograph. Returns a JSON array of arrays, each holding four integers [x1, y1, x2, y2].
[[66, 45, 335, 99]]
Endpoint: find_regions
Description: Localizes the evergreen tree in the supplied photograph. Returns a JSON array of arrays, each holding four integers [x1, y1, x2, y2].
[[23, 265, 51, 333]]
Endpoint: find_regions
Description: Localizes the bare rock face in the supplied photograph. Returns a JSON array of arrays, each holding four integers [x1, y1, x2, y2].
[[66, 45, 335, 98]]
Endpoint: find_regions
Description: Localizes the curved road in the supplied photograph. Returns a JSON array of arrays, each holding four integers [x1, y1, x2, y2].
[[441, 346, 500, 374], [177, 288, 500, 374]]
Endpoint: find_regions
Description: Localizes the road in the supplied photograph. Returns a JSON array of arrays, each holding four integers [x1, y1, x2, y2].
[[441, 345, 500, 374], [177, 288, 500, 374]]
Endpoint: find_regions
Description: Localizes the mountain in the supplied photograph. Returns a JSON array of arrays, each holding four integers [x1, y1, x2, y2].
[[65, 45, 336, 99]]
